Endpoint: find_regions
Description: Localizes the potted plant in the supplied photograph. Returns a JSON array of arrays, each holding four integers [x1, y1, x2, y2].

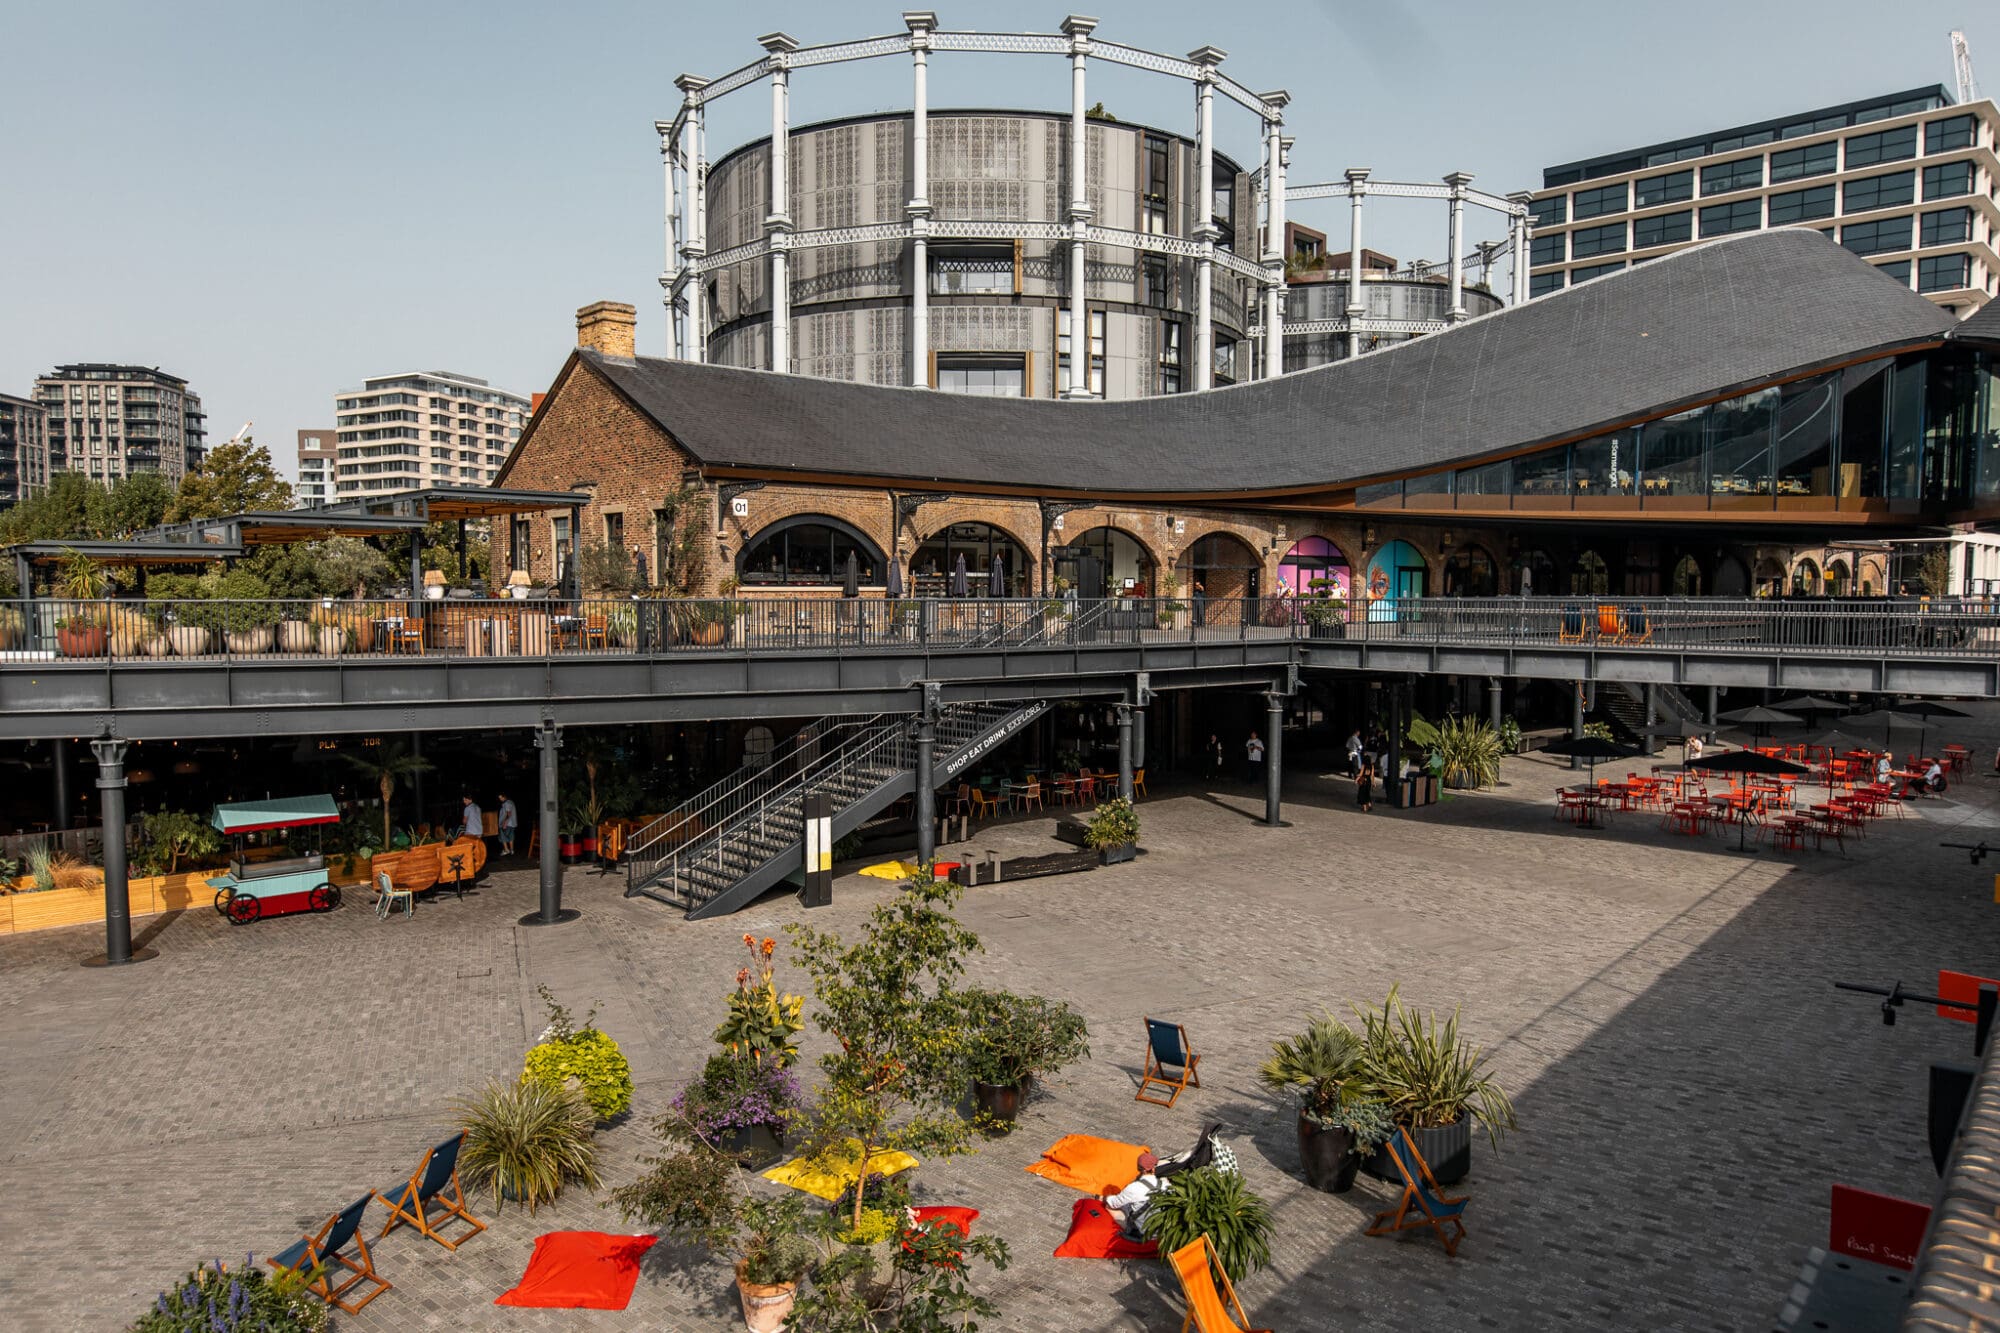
[[1083, 795, 1139, 864], [105, 603, 158, 657], [1259, 1012, 1376, 1193], [508, 569, 533, 599], [960, 988, 1090, 1126], [520, 984, 634, 1124], [52, 547, 108, 657], [1351, 985, 1516, 1185], [454, 1076, 602, 1213], [213, 568, 279, 654], [1499, 715, 1524, 756], [715, 933, 806, 1065], [277, 605, 317, 654], [673, 1051, 803, 1168], [135, 1258, 330, 1332], [1156, 571, 1189, 630], [1434, 716, 1504, 790], [0, 605, 24, 651], [718, 575, 748, 643], [1138, 1164, 1275, 1284]]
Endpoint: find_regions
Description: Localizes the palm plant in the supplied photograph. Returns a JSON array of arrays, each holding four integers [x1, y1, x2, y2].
[[1350, 985, 1516, 1148], [1434, 716, 1505, 789], [1257, 1012, 1362, 1125], [1139, 1166, 1274, 1283], [340, 741, 433, 849], [455, 1078, 601, 1213]]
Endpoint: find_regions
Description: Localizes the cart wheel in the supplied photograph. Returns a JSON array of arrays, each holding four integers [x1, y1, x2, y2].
[[225, 893, 262, 926], [213, 888, 235, 917], [308, 883, 338, 912]]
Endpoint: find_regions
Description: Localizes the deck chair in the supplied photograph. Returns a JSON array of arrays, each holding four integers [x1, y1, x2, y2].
[[376, 1131, 486, 1252], [1364, 1127, 1469, 1257], [1557, 604, 1586, 643], [1168, 1236, 1271, 1333], [1594, 604, 1621, 640], [1618, 605, 1653, 644], [269, 1194, 390, 1315], [1137, 1018, 1202, 1108]]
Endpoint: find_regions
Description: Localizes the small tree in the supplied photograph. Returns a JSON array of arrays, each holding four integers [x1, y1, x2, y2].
[[1918, 546, 1954, 599], [168, 440, 294, 521], [340, 741, 434, 848], [786, 869, 983, 1231]]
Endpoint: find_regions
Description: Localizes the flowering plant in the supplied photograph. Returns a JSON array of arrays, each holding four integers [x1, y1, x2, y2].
[[133, 1256, 329, 1332], [714, 934, 805, 1066], [673, 1051, 802, 1142]]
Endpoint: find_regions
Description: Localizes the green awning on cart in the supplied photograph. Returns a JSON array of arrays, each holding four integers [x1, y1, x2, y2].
[[211, 794, 341, 835]]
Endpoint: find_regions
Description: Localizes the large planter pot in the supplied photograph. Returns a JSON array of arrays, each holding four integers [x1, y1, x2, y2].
[[719, 1122, 786, 1169], [735, 1262, 798, 1333], [1362, 1116, 1474, 1186], [316, 625, 346, 656], [226, 625, 274, 654], [56, 624, 106, 657], [168, 625, 210, 657], [690, 620, 726, 647], [0, 614, 23, 651], [578, 831, 599, 857], [1297, 1114, 1362, 1194], [509, 584, 530, 599], [278, 620, 316, 653], [141, 635, 173, 658], [558, 833, 583, 863], [972, 1076, 1034, 1125], [1098, 842, 1137, 865]]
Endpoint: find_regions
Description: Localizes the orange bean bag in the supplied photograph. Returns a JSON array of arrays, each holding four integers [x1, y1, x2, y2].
[[494, 1231, 658, 1310], [1025, 1134, 1151, 1195]]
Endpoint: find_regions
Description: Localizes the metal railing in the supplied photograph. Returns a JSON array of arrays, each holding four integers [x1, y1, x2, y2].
[[7, 594, 1997, 665]]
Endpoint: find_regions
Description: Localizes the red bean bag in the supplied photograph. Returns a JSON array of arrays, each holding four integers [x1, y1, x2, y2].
[[494, 1231, 659, 1310], [911, 1205, 979, 1238], [1053, 1198, 1159, 1260]]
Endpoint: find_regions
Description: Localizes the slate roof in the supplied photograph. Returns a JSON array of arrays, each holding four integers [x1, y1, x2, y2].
[[1951, 296, 2000, 344], [582, 229, 1955, 496]]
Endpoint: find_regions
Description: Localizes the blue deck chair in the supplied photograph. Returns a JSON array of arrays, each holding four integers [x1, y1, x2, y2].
[[1364, 1127, 1469, 1257], [376, 1130, 487, 1251], [1136, 1017, 1202, 1108], [1557, 605, 1586, 643], [268, 1193, 390, 1314]]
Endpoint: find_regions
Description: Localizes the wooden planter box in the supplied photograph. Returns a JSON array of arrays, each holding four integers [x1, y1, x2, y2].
[[8, 886, 109, 933]]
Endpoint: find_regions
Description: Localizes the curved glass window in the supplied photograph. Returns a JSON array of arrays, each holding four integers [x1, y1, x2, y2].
[[1444, 544, 1498, 597], [1708, 386, 1778, 499], [910, 523, 1029, 596], [1055, 526, 1152, 597], [738, 516, 884, 587], [1671, 555, 1705, 596]]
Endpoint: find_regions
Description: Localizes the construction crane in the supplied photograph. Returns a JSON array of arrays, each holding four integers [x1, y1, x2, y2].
[[1952, 30, 1978, 104], [224, 421, 253, 448]]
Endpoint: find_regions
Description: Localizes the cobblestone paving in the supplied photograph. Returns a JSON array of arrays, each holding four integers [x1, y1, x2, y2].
[[4, 719, 1997, 1331]]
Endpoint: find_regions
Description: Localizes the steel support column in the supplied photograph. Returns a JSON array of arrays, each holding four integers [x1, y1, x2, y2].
[[1116, 703, 1134, 803], [1345, 168, 1370, 359], [411, 732, 425, 825], [676, 74, 711, 362], [1706, 685, 1720, 725], [1571, 680, 1586, 771], [762, 33, 798, 374], [914, 713, 937, 865], [84, 737, 152, 966], [1388, 680, 1405, 808], [907, 14, 933, 387], [1488, 677, 1503, 732], [1508, 191, 1534, 306], [1262, 111, 1290, 381], [1264, 692, 1284, 826], [522, 722, 578, 925], [52, 737, 71, 832], [1445, 171, 1472, 322], [1062, 16, 1096, 398], [663, 125, 683, 358], [1190, 45, 1224, 391]]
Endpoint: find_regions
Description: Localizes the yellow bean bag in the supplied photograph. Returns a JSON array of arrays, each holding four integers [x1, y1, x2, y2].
[[858, 860, 921, 882], [762, 1140, 919, 1201], [1025, 1134, 1151, 1195]]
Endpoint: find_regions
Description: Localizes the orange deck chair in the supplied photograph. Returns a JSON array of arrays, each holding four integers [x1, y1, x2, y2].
[[1168, 1236, 1272, 1333]]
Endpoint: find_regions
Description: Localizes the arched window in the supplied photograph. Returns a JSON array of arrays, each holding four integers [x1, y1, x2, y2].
[[1825, 558, 1852, 596], [1573, 550, 1609, 596], [743, 726, 775, 769], [1054, 526, 1153, 597], [737, 516, 886, 587], [1753, 556, 1787, 598], [910, 523, 1030, 597], [1792, 557, 1821, 596], [1364, 540, 1428, 620], [1518, 549, 1558, 596], [1184, 532, 1262, 602], [1715, 553, 1751, 597], [1671, 555, 1705, 596], [1278, 536, 1349, 601], [1443, 543, 1498, 597]]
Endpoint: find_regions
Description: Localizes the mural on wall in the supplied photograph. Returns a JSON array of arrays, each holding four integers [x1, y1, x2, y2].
[[1278, 536, 1350, 600]]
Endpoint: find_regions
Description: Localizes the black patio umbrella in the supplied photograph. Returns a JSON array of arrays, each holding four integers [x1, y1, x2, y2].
[[1769, 695, 1849, 724], [885, 559, 904, 599], [1649, 717, 1715, 755], [1863, 700, 1970, 757], [1541, 734, 1640, 782], [1795, 726, 1885, 795], [1684, 749, 1812, 852], [1715, 704, 1803, 738], [989, 557, 1005, 597], [841, 550, 859, 599], [951, 553, 969, 597]]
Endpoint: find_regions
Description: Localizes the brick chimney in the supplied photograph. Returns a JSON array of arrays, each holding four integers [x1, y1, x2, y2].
[[576, 301, 637, 358]]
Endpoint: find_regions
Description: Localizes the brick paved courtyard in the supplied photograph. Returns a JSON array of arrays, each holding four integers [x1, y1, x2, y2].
[[4, 718, 1997, 1332]]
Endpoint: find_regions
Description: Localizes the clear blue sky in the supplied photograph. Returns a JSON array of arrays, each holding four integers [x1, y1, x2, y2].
[[2, 0, 1991, 479]]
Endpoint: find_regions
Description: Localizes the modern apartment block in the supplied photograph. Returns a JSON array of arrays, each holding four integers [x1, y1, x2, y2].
[[331, 371, 528, 499], [1528, 86, 2000, 319], [0, 393, 51, 507], [295, 429, 337, 507], [31, 364, 207, 484]]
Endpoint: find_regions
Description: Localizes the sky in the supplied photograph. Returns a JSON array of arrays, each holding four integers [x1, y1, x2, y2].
[[2, 0, 1993, 481]]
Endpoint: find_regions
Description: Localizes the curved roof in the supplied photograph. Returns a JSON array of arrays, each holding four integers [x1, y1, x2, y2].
[[585, 229, 1954, 497]]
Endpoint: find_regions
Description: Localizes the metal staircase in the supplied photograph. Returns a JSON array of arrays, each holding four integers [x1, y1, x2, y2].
[[1599, 682, 1705, 747], [624, 701, 1048, 919]]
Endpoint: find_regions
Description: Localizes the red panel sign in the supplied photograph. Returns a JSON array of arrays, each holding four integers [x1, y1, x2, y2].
[[1829, 1184, 1931, 1271], [1937, 969, 2000, 1024]]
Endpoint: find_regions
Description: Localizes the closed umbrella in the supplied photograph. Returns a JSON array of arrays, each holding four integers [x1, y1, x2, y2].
[[989, 556, 1005, 598], [1716, 704, 1803, 739], [885, 559, 904, 600], [1684, 748, 1812, 852], [951, 553, 969, 598], [842, 550, 859, 599]]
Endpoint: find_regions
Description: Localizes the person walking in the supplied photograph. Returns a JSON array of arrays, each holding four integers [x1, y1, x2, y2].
[[460, 793, 484, 845], [1205, 733, 1225, 783], [1344, 729, 1363, 777], [1245, 730, 1265, 786], [1356, 761, 1375, 813], [497, 791, 518, 856]]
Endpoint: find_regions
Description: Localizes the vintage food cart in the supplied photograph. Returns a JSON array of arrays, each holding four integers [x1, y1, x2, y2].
[[207, 795, 343, 925]]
